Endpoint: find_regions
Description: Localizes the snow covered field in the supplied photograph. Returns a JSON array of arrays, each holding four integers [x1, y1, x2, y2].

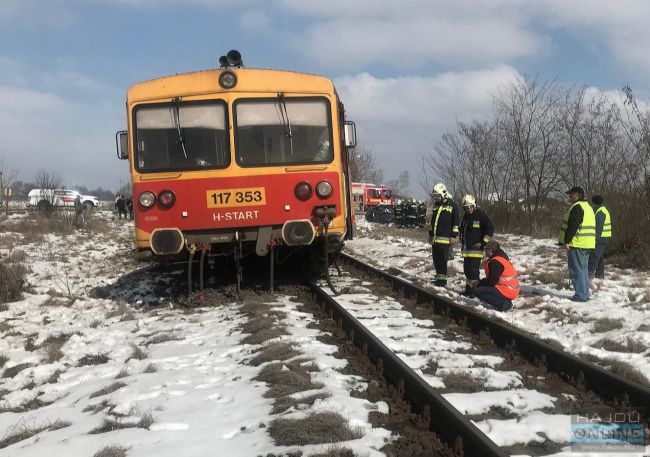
[[0, 212, 390, 457], [1, 211, 648, 456], [346, 218, 650, 386]]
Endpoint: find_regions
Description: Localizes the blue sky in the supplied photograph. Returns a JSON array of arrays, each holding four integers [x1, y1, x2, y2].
[[1, 0, 649, 195]]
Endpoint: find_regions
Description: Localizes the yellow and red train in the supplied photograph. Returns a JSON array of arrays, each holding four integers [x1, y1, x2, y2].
[[116, 51, 356, 294]]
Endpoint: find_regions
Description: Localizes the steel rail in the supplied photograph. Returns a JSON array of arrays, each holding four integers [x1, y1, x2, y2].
[[305, 279, 508, 457], [339, 252, 650, 411]]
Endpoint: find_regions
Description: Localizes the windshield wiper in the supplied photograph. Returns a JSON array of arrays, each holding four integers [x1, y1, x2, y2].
[[172, 97, 188, 159], [276, 92, 294, 156]]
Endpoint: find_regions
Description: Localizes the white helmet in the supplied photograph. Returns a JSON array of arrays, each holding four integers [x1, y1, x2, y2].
[[461, 194, 476, 207], [432, 183, 448, 198]]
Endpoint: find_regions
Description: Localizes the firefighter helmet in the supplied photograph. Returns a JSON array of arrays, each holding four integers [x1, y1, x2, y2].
[[461, 194, 476, 207], [432, 183, 448, 198]]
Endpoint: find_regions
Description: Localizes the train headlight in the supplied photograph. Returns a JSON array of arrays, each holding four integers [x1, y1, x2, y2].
[[219, 71, 237, 89], [139, 191, 156, 208], [316, 181, 333, 199], [158, 190, 176, 209], [294, 182, 313, 201]]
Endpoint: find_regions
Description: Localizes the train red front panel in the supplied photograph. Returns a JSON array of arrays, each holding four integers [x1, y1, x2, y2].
[[133, 172, 341, 233]]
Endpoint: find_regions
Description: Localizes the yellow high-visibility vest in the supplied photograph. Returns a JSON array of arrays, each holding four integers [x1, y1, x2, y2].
[[596, 206, 612, 238], [559, 201, 596, 249]]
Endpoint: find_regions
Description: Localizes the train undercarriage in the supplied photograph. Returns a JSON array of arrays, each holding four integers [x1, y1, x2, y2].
[[138, 217, 344, 303]]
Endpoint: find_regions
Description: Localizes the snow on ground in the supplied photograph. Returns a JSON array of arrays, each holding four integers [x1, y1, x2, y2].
[[2, 209, 648, 456], [320, 274, 579, 455], [0, 211, 390, 456], [346, 217, 650, 384]]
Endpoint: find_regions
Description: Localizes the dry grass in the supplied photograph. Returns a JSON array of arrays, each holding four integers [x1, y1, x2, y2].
[[89, 382, 127, 399], [115, 367, 129, 379], [93, 445, 129, 457], [142, 364, 157, 373], [0, 261, 27, 304], [271, 391, 332, 415], [77, 353, 109, 366], [528, 269, 568, 288], [82, 399, 110, 414], [0, 396, 52, 414], [255, 362, 323, 398], [90, 408, 154, 434], [241, 327, 287, 345], [268, 412, 363, 446], [594, 337, 648, 353], [591, 318, 624, 333], [127, 344, 147, 361], [441, 371, 486, 393], [638, 323, 650, 332], [41, 334, 71, 363], [250, 342, 300, 367], [311, 446, 355, 457], [0, 354, 8, 368], [2, 363, 32, 378], [143, 333, 183, 346], [0, 418, 71, 449], [602, 359, 650, 387]]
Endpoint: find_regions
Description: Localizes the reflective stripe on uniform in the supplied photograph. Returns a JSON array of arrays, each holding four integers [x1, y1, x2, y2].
[[485, 256, 520, 299], [461, 250, 483, 258], [432, 204, 454, 245], [559, 201, 596, 249], [596, 206, 612, 238]]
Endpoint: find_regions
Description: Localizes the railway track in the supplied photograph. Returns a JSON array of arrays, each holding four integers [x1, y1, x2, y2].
[[304, 253, 650, 456]]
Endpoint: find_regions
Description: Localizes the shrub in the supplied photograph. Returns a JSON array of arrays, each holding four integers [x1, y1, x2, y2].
[[0, 262, 27, 304]]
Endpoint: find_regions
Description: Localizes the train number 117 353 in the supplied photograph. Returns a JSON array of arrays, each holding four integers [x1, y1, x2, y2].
[[206, 187, 266, 208]]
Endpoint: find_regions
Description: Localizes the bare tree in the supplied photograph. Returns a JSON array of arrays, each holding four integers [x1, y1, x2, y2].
[[386, 170, 410, 196], [33, 169, 62, 213], [348, 144, 384, 184], [494, 76, 564, 232]]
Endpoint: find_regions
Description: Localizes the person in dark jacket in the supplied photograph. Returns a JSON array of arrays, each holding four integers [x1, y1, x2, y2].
[[459, 194, 494, 297], [474, 240, 519, 311], [588, 195, 611, 280], [428, 183, 460, 287], [559, 186, 595, 302], [116, 194, 127, 219]]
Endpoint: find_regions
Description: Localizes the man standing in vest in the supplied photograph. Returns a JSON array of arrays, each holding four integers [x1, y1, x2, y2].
[[559, 186, 596, 302], [474, 240, 519, 311], [459, 194, 494, 297], [588, 195, 611, 280], [428, 183, 459, 287]]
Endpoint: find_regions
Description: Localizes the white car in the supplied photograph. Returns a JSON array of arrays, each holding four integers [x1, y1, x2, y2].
[[28, 189, 100, 210]]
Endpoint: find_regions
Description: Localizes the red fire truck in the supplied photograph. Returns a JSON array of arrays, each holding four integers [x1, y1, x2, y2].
[[351, 182, 393, 212]]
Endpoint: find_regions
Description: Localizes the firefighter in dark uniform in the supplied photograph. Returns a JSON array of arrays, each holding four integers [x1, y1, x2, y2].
[[393, 199, 404, 227], [417, 200, 427, 227], [428, 183, 460, 287], [459, 194, 494, 296], [406, 198, 419, 226]]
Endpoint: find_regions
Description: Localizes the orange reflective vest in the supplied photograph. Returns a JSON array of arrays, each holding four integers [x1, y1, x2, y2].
[[485, 256, 520, 299]]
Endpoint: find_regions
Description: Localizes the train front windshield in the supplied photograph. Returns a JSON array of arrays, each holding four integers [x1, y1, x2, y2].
[[134, 101, 230, 172], [234, 98, 333, 167]]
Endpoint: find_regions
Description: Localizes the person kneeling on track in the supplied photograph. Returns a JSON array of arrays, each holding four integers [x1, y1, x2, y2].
[[474, 240, 519, 312]]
